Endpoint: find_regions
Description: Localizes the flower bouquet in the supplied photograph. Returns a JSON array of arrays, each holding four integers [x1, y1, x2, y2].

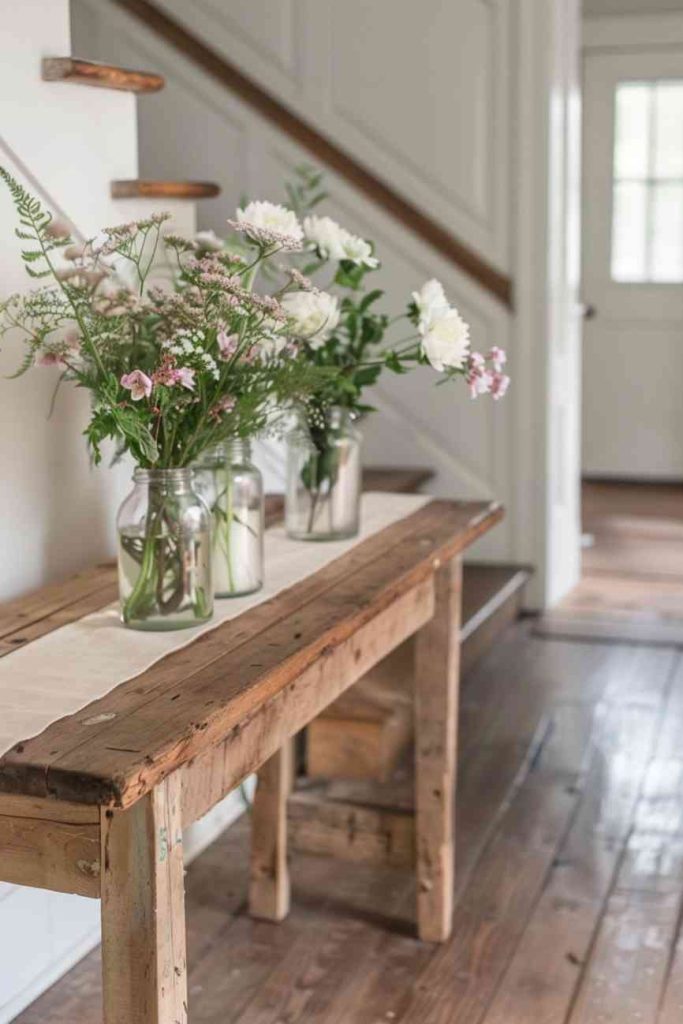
[[0, 170, 323, 628], [274, 168, 511, 539]]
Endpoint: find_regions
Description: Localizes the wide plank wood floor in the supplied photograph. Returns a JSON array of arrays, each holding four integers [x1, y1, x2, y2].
[[538, 480, 683, 644], [14, 619, 683, 1024]]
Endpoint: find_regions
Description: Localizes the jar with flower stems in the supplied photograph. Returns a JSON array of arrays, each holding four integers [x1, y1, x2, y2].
[[116, 467, 213, 630], [193, 439, 264, 597], [285, 406, 361, 541]]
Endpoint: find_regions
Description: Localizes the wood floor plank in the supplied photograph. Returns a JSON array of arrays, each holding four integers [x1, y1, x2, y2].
[[568, 850, 683, 1024], [403, 645, 676, 1024], [480, 697, 677, 1024], [658, 921, 683, 1024], [236, 916, 378, 1024], [397, 700, 597, 1024]]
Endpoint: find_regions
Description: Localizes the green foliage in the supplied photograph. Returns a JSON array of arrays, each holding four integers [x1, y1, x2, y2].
[[284, 164, 328, 217], [280, 165, 417, 421], [0, 168, 328, 470], [0, 168, 70, 280]]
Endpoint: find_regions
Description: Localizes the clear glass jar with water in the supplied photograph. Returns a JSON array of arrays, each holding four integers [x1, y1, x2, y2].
[[285, 407, 362, 541], [193, 439, 264, 597], [117, 467, 213, 631]]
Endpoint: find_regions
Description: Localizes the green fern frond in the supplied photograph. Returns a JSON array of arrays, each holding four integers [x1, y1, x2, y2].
[[0, 167, 71, 276], [6, 346, 38, 379]]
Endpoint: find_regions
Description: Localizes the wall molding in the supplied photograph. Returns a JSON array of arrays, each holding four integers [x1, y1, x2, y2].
[[583, 12, 683, 51], [112, 0, 514, 309]]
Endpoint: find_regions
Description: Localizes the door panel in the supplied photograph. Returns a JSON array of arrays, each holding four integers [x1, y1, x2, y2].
[[582, 48, 683, 478]]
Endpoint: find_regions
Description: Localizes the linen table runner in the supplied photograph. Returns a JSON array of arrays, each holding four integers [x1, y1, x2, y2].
[[0, 492, 430, 758]]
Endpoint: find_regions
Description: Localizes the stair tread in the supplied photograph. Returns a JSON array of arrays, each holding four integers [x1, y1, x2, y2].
[[42, 57, 164, 93], [461, 563, 532, 640], [363, 466, 434, 494], [111, 180, 221, 199]]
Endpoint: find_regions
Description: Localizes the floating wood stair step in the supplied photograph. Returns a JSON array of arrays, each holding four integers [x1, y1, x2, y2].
[[362, 466, 434, 494], [306, 563, 531, 783], [42, 57, 164, 93], [110, 180, 221, 200], [461, 564, 532, 675]]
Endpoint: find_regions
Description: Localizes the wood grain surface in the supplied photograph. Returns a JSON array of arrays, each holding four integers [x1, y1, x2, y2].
[[0, 500, 501, 807], [42, 57, 164, 92]]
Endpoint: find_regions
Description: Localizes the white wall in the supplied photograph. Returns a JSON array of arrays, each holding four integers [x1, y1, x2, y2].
[[584, 0, 683, 13]]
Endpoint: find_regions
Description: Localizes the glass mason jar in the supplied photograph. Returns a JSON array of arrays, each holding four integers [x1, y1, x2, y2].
[[193, 440, 264, 598], [117, 468, 213, 631], [286, 407, 362, 541]]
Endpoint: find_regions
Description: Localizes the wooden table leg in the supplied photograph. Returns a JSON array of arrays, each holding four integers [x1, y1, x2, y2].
[[100, 773, 187, 1024], [414, 556, 462, 942], [249, 739, 293, 921]]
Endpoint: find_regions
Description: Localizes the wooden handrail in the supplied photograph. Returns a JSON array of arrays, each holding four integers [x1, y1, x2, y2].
[[112, 0, 513, 310]]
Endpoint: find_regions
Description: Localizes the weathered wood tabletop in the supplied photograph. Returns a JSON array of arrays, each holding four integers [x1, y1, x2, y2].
[[0, 495, 502, 1024], [0, 499, 500, 806]]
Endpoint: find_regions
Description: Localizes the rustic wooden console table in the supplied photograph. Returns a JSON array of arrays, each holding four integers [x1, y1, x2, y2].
[[0, 498, 502, 1024]]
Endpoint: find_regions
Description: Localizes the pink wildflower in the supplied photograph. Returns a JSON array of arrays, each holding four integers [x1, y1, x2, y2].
[[36, 350, 64, 368], [64, 328, 81, 352], [175, 367, 196, 391], [120, 370, 152, 401], [152, 360, 195, 391], [465, 352, 493, 399], [217, 329, 239, 361], [491, 373, 510, 400], [209, 395, 236, 421], [489, 346, 507, 373]]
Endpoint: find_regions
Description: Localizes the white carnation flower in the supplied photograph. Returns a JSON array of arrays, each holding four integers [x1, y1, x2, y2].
[[412, 278, 448, 330], [303, 215, 348, 260], [341, 234, 379, 268], [234, 201, 303, 249], [421, 307, 470, 372], [281, 289, 340, 348], [304, 214, 379, 268]]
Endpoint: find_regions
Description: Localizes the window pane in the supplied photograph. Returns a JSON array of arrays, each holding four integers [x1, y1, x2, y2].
[[612, 181, 648, 281], [614, 82, 651, 179], [651, 183, 683, 281], [654, 81, 683, 179]]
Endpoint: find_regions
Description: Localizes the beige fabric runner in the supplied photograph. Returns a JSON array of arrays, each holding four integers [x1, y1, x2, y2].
[[0, 492, 430, 758]]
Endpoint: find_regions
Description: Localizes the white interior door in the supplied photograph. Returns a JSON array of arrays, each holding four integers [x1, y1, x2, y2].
[[582, 48, 683, 479]]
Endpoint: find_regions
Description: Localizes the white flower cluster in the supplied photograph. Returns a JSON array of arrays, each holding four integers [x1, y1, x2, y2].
[[229, 202, 378, 268], [281, 289, 340, 349], [163, 331, 196, 358], [412, 279, 470, 372], [164, 329, 220, 380], [233, 201, 304, 250], [303, 215, 379, 268]]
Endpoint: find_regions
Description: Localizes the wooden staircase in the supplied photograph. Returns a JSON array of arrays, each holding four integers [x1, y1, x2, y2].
[[40, 55, 220, 213]]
